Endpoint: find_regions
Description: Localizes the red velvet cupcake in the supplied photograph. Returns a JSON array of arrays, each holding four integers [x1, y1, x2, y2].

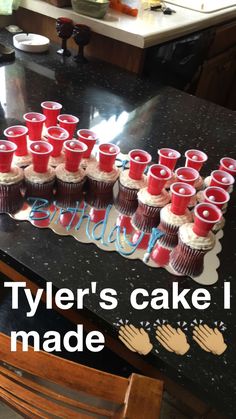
[[157, 182, 195, 248], [55, 139, 87, 208], [86, 143, 120, 209], [77, 129, 98, 170], [114, 149, 151, 216], [24, 141, 55, 201], [170, 203, 222, 277], [4, 125, 32, 168], [132, 164, 171, 233], [0, 140, 24, 214]]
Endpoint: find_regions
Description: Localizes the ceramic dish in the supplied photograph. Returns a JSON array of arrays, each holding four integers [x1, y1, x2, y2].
[[13, 33, 50, 53]]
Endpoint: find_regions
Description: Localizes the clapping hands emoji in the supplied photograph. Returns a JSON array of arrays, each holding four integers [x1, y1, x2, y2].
[[155, 324, 190, 355], [118, 325, 153, 355], [193, 324, 227, 355]]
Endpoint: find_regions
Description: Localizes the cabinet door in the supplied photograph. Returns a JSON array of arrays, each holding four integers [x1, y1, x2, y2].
[[196, 46, 236, 108]]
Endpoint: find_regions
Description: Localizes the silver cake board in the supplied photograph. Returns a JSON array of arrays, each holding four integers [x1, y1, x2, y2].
[[10, 200, 223, 286]]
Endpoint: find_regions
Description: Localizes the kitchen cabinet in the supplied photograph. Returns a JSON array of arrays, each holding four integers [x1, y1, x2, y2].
[[195, 20, 236, 109], [195, 46, 236, 108]]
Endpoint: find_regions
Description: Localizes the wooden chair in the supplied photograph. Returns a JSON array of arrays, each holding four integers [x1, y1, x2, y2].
[[0, 333, 163, 418]]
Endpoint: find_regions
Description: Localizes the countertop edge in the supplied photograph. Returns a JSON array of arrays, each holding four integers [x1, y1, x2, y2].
[[20, 0, 236, 49]]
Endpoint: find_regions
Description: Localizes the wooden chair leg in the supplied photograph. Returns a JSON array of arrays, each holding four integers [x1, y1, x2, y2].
[[114, 373, 163, 419]]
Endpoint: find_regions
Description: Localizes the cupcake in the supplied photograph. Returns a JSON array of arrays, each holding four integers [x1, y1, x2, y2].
[[45, 126, 69, 167], [58, 114, 79, 140], [200, 186, 230, 233], [132, 164, 171, 233], [0, 140, 24, 214], [208, 170, 234, 192], [41, 101, 62, 128], [77, 129, 98, 170], [55, 139, 87, 208], [175, 167, 199, 208], [219, 157, 236, 177], [158, 147, 180, 189], [185, 149, 208, 191], [86, 143, 120, 209], [151, 182, 195, 266], [170, 203, 222, 277], [24, 141, 55, 201], [4, 125, 32, 168], [23, 112, 46, 141], [114, 149, 151, 216], [157, 182, 195, 248]]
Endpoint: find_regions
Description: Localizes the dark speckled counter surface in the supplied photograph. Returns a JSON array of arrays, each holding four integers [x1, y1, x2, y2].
[[0, 30, 236, 418]]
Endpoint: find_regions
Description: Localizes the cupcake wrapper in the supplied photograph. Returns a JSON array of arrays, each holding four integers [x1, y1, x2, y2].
[[114, 182, 138, 216], [86, 177, 116, 209], [55, 178, 86, 208], [132, 202, 161, 233], [25, 179, 55, 201], [157, 220, 180, 248], [0, 182, 24, 214], [170, 239, 208, 277], [158, 231, 179, 248]]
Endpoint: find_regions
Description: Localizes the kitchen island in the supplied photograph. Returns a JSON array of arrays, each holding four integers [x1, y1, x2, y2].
[[0, 30, 236, 418], [14, 0, 235, 69]]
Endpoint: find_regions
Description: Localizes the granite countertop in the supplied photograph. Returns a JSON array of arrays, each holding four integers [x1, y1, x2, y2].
[[0, 31, 236, 418], [20, 0, 236, 48]]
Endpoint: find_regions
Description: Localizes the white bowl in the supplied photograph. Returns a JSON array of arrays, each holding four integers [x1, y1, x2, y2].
[[13, 33, 50, 53]]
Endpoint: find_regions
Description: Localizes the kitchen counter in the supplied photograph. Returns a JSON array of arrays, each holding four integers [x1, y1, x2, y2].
[[0, 30, 236, 418], [20, 0, 236, 48]]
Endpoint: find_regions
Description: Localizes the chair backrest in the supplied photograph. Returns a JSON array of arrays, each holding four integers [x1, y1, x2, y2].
[[0, 333, 163, 418]]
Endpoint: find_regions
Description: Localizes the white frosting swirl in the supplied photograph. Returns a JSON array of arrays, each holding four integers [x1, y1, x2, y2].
[[56, 164, 85, 183], [81, 155, 96, 169], [138, 188, 170, 207], [212, 216, 225, 233], [204, 176, 211, 188], [179, 223, 215, 250], [160, 203, 193, 226], [165, 173, 176, 189], [0, 166, 24, 185], [24, 165, 55, 184], [13, 154, 32, 167], [119, 169, 147, 189], [194, 176, 203, 190], [49, 155, 65, 167], [86, 161, 119, 182]]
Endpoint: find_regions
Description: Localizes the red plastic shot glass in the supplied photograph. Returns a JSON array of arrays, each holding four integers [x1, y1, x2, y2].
[[4, 125, 28, 156], [209, 170, 234, 190], [203, 186, 230, 210], [23, 112, 46, 141], [151, 244, 171, 267], [46, 126, 69, 157], [0, 140, 17, 172], [41, 101, 62, 128], [77, 129, 98, 159], [99, 143, 120, 173], [158, 148, 181, 171], [58, 114, 79, 140], [64, 139, 88, 172], [219, 157, 236, 177], [147, 164, 172, 195], [128, 149, 152, 180], [193, 203, 222, 237], [185, 149, 208, 171], [170, 182, 196, 215], [175, 167, 199, 186], [29, 141, 53, 173]]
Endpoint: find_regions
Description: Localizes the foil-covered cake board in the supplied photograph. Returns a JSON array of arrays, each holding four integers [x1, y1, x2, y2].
[[10, 199, 223, 286]]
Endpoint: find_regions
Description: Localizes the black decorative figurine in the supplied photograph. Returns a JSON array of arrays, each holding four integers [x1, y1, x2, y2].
[[73, 24, 91, 63], [56, 17, 74, 57]]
